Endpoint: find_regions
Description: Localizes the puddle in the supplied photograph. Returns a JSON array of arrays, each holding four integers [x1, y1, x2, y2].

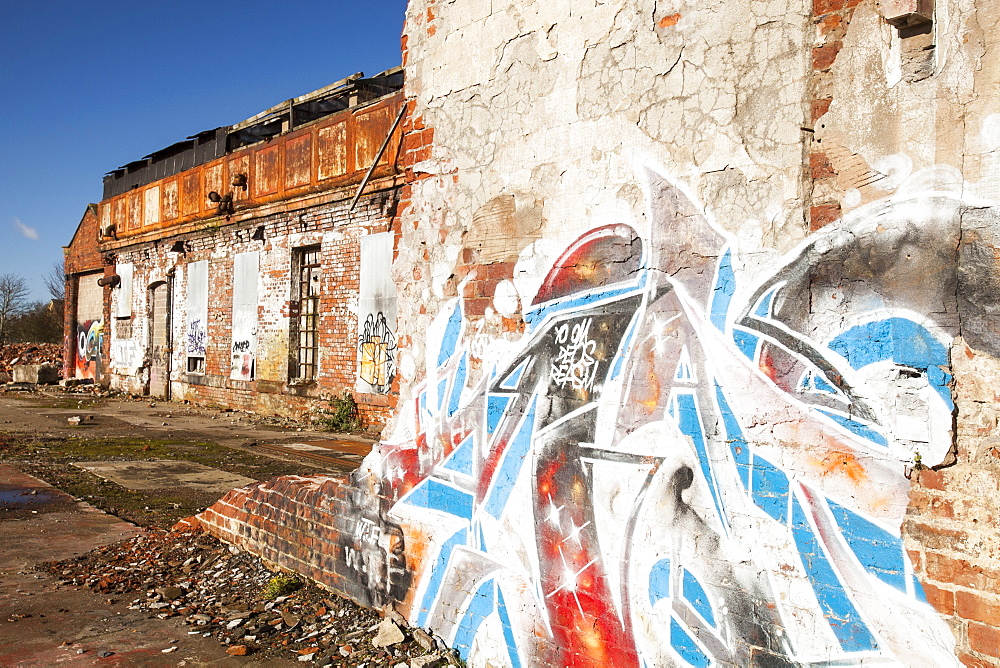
[[0, 487, 56, 509], [0, 483, 76, 519]]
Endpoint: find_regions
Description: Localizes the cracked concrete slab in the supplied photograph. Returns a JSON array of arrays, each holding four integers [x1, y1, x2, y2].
[[72, 461, 255, 493]]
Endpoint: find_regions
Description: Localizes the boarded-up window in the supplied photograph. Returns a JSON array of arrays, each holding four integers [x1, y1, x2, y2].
[[186, 260, 208, 373], [75, 273, 104, 380], [230, 252, 259, 381], [115, 263, 133, 319], [357, 232, 397, 393]]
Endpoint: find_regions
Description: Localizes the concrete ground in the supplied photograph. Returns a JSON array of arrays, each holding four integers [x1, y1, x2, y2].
[[0, 389, 373, 666], [0, 388, 370, 451], [0, 387, 376, 471], [0, 465, 298, 666]]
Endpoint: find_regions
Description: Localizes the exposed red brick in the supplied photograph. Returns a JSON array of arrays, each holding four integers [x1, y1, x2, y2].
[[969, 623, 1000, 659], [957, 591, 1000, 627], [810, 151, 837, 179], [923, 582, 956, 616], [819, 14, 842, 33], [658, 13, 681, 28], [926, 552, 1000, 591], [959, 651, 999, 668], [812, 97, 833, 122], [813, 0, 845, 14], [810, 203, 842, 231], [812, 42, 843, 71], [920, 469, 947, 491]]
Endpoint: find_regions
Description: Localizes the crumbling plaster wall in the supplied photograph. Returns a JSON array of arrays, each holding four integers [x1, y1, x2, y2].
[[387, 0, 1000, 664], [811, 1, 1000, 663], [394, 1, 812, 382], [199, 1, 1000, 666]]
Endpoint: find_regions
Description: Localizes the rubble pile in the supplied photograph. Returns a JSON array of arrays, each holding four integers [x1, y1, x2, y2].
[[0, 343, 62, 376], [43, 525, 458, 667]]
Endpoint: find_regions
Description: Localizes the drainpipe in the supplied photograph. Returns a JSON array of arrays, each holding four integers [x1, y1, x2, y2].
[[166, 268, 175, 401]]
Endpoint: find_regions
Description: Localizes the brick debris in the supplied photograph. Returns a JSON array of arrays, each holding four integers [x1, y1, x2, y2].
[[41, 524, 459, 667]]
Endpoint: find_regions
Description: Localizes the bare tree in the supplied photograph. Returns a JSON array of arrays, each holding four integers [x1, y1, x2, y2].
[[43, 260, 65, 301], [0, 273, 29, 346]]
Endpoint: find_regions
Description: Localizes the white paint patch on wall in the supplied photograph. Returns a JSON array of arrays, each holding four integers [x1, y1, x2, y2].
[[186, 261, 208, 360], [231, 251, 259, 381], [357, 233, 397, 394], [115, 263, 133, 319], [110, 338, 141, 370]]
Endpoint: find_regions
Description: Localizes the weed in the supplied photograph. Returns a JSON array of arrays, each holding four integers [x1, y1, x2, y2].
[[261, 573, 302, 600], [315, 392, 362, 432]]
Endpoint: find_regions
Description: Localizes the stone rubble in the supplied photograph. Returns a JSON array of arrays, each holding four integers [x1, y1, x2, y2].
[[41, 524, 462, 667]]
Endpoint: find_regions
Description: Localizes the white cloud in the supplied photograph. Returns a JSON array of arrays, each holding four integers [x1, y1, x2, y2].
[[13, 218, 39, 241]]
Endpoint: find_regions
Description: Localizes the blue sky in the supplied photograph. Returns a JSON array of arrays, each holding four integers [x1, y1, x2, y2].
[[0, 1, 408, 301]]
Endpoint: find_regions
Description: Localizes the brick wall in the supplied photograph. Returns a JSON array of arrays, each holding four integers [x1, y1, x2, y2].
[[63, 204, 103, 379], [198, 471, 402, 611], [904, 340, 1000, 666], [808, 0, 862, 231], [807, 2, 1000, 665], [105, 184, 400, 429]]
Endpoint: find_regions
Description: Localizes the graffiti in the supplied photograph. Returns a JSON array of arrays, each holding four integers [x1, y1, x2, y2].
[[230, 251, 258, 382], [550, 318, 599, 390], [337, 169, 983, 667], [232, 352, 254, 380], [151, 344, 169, 366], [75, 318, 103, 379], [187, 319, 206, 356], [357, 232, 397, 394], [232, 338, 253, 379], [335, 471, 412, 609], [358, 312, 397, 392], [111, 339, 141, 370]]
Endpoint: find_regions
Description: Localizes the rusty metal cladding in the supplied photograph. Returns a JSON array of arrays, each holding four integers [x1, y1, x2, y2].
[[229, 154, 251, 204], [284, 134, 312, 189], [203, 162, 226, 208], [98, 91, 403, 241], [143, 185, 160, 227], [354, 104, 396, 171], [162, 180, 178, 221], [317, 122, 349, 181], [180, 171, 201, 217], [254, 145, 281, 198], [127, 190, 142, 231]]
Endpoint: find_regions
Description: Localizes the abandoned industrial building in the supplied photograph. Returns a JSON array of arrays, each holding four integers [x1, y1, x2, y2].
[[63, 68, 405, 428], [60, 0, 1000, 666]]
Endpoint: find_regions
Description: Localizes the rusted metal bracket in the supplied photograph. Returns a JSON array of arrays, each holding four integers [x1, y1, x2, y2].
[[349, 103, 407, 213]]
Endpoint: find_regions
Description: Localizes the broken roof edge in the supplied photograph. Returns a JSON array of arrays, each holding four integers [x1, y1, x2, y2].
[[103, 66, 403, 177], [227, 72, 364, 133]]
